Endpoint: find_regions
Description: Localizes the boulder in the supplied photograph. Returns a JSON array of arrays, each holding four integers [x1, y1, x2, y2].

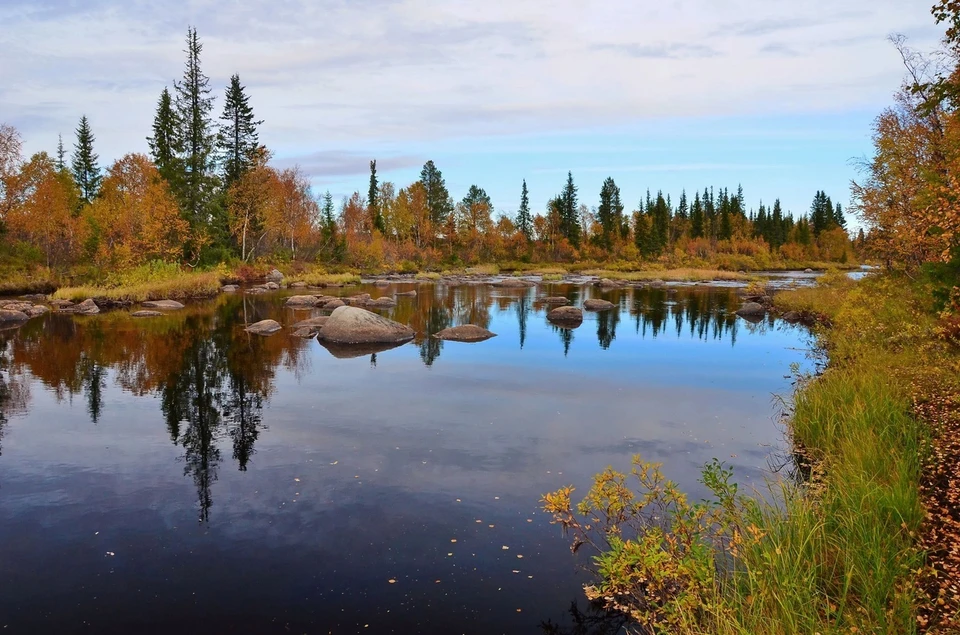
[[50, 299, 75, 309], [492, 278, 535, 288], [142, 299, 185, 310], [315, 295, 339, 306], [24, 305, 48, 318], [366, 297, 397, 308], [396, 289, 418, 297], [221, 284, 239, 292], [323, 298, 345, 310], [595, 278, 622, 288], [246, 286, 268, 295], [804, 268, 814, 273], [131, 310, 163, 318], [736, 302, 766, 318], [433, 325, 497, 342], [316, 306, 414, 345], [74, 299, 100, 315], [0, 301, 34, 312], [263, 281, 280, 291], [541, 296, 570, 305], [289, 281, 308, 289], [292, 316, 329, 329], [285, 295, 320, 307], [245, 319, 281, 335], [374, 279, 390, 287], [0, 309, 29, 323], [782, 311, 802, 322], [265, 269, 284, 283], [583, 299, 615, 312], [547, 306, 583, 327], [20, 294, 47, 302], [292, 326, 319, 338]]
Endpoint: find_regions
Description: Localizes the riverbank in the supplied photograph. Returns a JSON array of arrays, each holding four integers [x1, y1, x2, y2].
[[543, 270, 959, 633]]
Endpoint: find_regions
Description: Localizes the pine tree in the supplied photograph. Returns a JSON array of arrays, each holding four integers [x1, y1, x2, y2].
[[690, 191, 705, 239], [367, 160, 384, 233], [771, 199, 785, 247], [649, 191, 670, 253], [420, 160, 452, 226], [218, 74, 261, 189], [515, 179, 532, 240], [559, 171, 581, 247], [56, 134, 66, 172], [71, 115, 101, 204], [596, 177, 622, 249], [174, 26, 217, 227], [833, 202, 847, 229], [147, 87, 182, 188]]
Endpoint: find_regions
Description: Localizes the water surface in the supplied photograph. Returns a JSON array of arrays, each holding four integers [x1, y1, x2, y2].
[[0, 282, 812, 634]]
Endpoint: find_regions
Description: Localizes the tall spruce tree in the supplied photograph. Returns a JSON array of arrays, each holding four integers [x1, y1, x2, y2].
[[218, 74, 261, 189], [516, 179, 532, 240], [559, 171, 580, 247], [71, 115, 101, 204], [174, 26, 218, 227], [419, 160, 452, 226], [368, 160, 384, 233], [56, 134, 66, 172], [690, 191, 705, 239], [596, 177, 623, 250], [147, 87, 182, 188]]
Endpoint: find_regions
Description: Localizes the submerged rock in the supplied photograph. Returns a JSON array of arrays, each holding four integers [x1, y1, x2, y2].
[[492, 278, 535, 288], [433, 325, 497, 342], [374, 279, 390, 287], [289, 281, 308, 289], [583, 299, 615, 312], [131, 310, 163, 318], [547, 306, 583, 327], [541, 296, 570, 305], [292, 316, 329, 329], [366, 296, 397, 308], [245, 319, 282, 335], [24, 305, 48, 318], [50, 299, 75, 309], [141, 300, 185, 310], [285, 295, 320, 307], [292, 326, 319, 338], [246, 286, 268, 295], [395, 289, 417, 297], [317, 306, 414, 345], [323, 298, 345, 310], [735, 302, 766, 318]]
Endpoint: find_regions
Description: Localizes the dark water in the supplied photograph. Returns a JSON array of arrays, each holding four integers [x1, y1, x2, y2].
[[0, 282, 812, 634]]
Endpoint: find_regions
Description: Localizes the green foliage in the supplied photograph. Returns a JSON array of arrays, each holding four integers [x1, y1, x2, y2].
[[420, 160, 452, 226], [516, 179, 532, 241], [71, 115, 101, 204], [147, 87, 182, 189], [218, 74, 262, 189]]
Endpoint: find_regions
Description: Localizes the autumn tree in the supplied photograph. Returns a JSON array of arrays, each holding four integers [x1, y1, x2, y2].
[[0, 124, 23, 222], [226, 150, 274, 261], [218, 74, 262, 189], [86, 154, 192, 267], [7, 152, 85, 267], [264, 166, 318, 259], [71, 115, 101, 204]]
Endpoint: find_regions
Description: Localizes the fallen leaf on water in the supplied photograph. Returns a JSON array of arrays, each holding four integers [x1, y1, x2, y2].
[[388, 579, 396, 584], [502, 546, 509, 550], [450, 539, 457, 543]]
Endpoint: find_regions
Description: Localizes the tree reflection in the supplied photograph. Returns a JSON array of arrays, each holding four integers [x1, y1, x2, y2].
[[539, 600, 634, 635]]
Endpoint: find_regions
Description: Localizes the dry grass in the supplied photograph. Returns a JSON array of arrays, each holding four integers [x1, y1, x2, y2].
[[286, 271, 361, 286], [53, 271, 222, 302], [581, 268, 758, 282]]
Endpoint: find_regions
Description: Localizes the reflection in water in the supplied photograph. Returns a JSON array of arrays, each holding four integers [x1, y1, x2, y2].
[[0, 281, 809, 633], [539, 600, 632, 635]]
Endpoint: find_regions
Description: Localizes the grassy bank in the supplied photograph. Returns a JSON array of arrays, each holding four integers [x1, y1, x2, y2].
[[53, 264, 222, 302], [544, 272, 956, 633]]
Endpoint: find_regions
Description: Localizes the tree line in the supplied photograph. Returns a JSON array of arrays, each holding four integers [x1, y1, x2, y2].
[[0, 27, 857, 274]]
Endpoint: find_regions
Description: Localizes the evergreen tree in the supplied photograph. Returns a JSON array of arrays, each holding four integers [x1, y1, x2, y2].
[[71, 115, 101, 204], [218, 74, 262, 189], [833, 202, 847, 229], [596, 177, 622, 249], [690, 191, 705, 239], [420, 160, 452, 226], [559, 171, 581, 247], [649, 191, 670, 253], [675, 190, 688, 220], [174, 26, 218, 227], [771, 199, 785, 247], [147, 87, 182, 188], [368, 160, 384, 233], [56, 134, 66, 172], [515, 179, 532, 240]]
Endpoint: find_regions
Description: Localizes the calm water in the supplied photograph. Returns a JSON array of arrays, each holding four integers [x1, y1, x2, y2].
[[0, 281, 812, 634]]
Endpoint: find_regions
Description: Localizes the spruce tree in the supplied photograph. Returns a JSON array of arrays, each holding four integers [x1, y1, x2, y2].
[[559, 171, 581, 247], [368, 160, 384, 233], [515, 179, 532, 240], [71, 115, 101, 204], [174, 26, 217, 227], [56, 134, 66, 172], [420, 160, 453, 226], [690, 191, 705, 239], [147, 87, 182, 188], [597, 177, 622, 249], [218, 74, 262, 189], [833, 202, 847, 229]]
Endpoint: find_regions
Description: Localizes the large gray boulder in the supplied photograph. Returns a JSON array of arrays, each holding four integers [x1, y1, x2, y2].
[[24, 305, 48, 318], [142, 299, 184, 310], [317, 306, 414, 345], [74, 299, 100, 315], [285, 295, 320, 307], [0, 309, 29, 324], [433, 325, 497, 342], [736, 302, 766, 318], [583, 299, 615, 312], [245, 319, 282, 335], [263, 281, 281, 291], [265, 269, 284, 283], [547, 306, 583, 327]]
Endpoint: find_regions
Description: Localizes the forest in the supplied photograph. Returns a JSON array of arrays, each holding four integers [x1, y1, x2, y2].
[[0, 28, 858, 289]]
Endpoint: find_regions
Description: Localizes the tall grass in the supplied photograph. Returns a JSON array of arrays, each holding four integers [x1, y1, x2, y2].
[[581, 268, 758, 282], [286, 271, 361, 286], [53, 262, 222, 302]]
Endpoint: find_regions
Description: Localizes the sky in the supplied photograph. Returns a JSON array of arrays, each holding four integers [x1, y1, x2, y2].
[[0, 0, 943, 223]]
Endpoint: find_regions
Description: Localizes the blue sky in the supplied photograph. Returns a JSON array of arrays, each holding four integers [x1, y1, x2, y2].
[[0, 0, 942, 223]]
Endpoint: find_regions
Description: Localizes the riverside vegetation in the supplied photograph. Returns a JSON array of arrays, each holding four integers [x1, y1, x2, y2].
[[543, 3, 960, 633]]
